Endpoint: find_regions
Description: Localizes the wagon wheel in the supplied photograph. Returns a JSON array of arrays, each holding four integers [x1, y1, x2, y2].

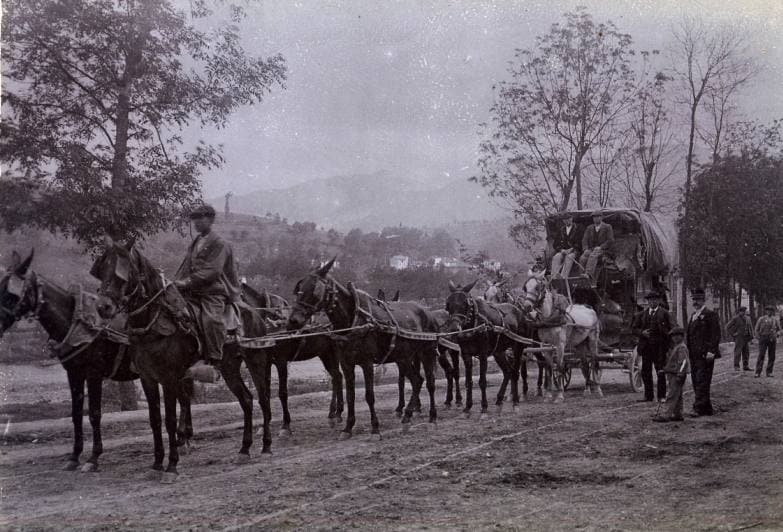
[[562, 366, 573, 390], [629, 348, 643, 393]]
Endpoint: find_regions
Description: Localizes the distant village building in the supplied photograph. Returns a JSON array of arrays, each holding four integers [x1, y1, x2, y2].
[[482, 259, 502, 272], [389, 255, 410, 270], [433, 257, 471, 273]]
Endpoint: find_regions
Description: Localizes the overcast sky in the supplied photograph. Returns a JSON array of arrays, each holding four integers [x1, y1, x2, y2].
[[195, 0, 783, 198]]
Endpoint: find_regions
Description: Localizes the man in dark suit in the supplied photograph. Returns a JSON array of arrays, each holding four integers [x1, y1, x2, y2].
[[579, 210, 614, 281], [632, 291, 673, 402], [550, 214, 582, 278], [686, 287, 721, 416]]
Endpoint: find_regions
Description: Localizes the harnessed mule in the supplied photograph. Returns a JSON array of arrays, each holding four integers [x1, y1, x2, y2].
[[91, 239, 271, 479], [241, 283, 345, 433], [444, 281, 529, 416], [0, 250, 191, 472], [287, 259, 441, 439], [520, 275, 602, 402]]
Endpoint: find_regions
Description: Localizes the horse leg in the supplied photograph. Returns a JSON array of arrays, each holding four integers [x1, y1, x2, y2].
[[361, 359, 381, 440], [275, 359, 292, 437], [437, 349, 454, 407], [509, 349, 521, 408], [452, 350, 462, 406], [411, 357, 423, 414], [64, 370, 85, 471], [319, 353, 344, 427], [394, 361, 406, 418], [554, 345, 566, 403], [580, 345, 593, 397], [591, 332, 603, 397], [462, 352, 474, 417], [162, 383, 180, 481], [82, 376, 104, 472], [479, 353, 489, 414], [140, 377, 165, 475], [494, 348, 511, 409], [177, 376, 194, 448], [259, 356, 274, 453], [339, 357, 356, 440], [537, 361, 545, 397], [423, 351, 438, 424], [403, 358, 423, 430], [220, 351, 255, 458], [520, 356, 529, 400]]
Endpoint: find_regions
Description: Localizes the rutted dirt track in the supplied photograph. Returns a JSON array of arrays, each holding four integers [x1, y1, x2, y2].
[[1, 354, 782, 531]]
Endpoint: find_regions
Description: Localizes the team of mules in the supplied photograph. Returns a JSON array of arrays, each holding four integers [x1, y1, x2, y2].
[[1, 247, 604, 481]]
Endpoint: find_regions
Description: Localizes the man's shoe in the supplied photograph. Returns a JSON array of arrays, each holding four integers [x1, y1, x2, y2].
[[743, 367, 751, 371], [687, 412, 701, 418], [767, 373, 774, 378], [755, 373, 761, 378], [652, 416, 671, 423], [670, 416, 684, 422], [637, 398, 654, 403]]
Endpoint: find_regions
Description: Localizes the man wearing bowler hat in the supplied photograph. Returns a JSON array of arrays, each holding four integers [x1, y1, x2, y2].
[[686, 287, 721, 416], [632, 290, 673, 402], [174, 204, 241, 369], [579, 210, 614, 282], [726, 306, 753, 371]]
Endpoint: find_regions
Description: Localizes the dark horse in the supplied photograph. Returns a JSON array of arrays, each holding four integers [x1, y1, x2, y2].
[[241, 282, 344, 433], [288, 259, 441, 439], [444, 280, 530, 416], [0, 250, 192, 472], [91, 239, 271, 480]]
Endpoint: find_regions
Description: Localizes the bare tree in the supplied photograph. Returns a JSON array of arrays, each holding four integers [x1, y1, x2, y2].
[[669, 17, 757, 323], [622, 52, 681, 213], [474, 7, 636, 245]]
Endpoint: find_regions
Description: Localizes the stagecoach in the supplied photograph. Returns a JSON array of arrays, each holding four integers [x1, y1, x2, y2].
[[543, 208, 679, 392]]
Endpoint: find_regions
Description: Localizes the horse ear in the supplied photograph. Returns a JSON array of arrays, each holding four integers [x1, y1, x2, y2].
[[463, 279, 478, 293], [392, 290, 400, 302], [16, 249, 34, 275], [124, 237, 136, 251], [10, 251, 21, 270], [293, 280, 302, 295], [448, 280, 457, 292], [377, 289, 385, 301], [316, 257, 336, 277]]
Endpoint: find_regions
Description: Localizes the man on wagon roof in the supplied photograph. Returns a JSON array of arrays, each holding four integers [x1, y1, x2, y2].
[[173, 204, 241, 366]]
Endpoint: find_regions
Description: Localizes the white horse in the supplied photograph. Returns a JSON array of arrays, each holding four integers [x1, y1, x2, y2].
[[520, 275, 602, 402]]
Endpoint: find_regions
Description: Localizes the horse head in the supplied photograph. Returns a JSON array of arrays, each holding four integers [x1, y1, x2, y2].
[[0, 249, 36, 337], [444, 279, 478, 331], [521, 275, 546, 313], [287, 257, 337, 330], [90, 236, 139, 319]]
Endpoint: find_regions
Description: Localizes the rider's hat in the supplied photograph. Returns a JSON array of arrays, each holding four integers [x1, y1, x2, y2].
[[645, 290, 660, 299], [189, 204, 216, 220], [691, 287, 706, 299], [591, 209, 604, 217]]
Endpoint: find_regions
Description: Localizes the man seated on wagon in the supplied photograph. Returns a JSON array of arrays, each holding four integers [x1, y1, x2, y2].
[[551, 214, 582, 278], [579, 210, 615, 282]]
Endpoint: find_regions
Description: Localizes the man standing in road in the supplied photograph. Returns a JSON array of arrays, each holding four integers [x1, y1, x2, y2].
[[633, 291, 673, 402], [754, 305, 780, 378], [726, 306, 753, 371], [686, 288, 721, 417]]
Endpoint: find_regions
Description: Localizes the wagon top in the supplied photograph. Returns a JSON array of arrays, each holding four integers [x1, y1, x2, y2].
[[544, 208, 678, 274]]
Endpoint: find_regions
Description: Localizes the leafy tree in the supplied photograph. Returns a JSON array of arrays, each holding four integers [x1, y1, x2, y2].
[[474, 7, 636, 244], [1, 0, 286, 247]]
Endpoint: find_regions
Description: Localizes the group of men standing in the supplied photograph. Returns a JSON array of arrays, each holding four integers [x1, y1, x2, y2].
[[726, 305, 780, 377], [632, 288, 721, 421]]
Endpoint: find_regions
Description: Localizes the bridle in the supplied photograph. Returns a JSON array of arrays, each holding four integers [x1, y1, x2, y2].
[[0, 271, 42, 331], [522, 276, 545, 308], [446, 291, 478, 330], [292, 274, 337, 317]]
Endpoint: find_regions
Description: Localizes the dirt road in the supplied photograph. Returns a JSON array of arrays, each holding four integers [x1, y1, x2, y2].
[[1, 354, 782, 531]]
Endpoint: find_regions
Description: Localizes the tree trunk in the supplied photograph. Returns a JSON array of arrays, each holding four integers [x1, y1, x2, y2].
[[679, 103, 700, 325], [574, 150, 585, 210]]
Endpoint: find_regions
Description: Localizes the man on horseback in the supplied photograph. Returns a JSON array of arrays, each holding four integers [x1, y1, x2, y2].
[[173, 204, 241, 367]]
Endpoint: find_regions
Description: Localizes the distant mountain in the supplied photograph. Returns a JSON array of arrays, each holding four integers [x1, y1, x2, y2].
[[215, 171, 506, 232]]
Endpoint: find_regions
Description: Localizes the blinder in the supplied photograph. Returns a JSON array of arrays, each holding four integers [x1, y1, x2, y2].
[[7, 275, 24, 297]]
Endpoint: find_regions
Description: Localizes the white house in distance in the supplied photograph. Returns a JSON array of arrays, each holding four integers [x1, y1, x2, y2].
[[482, 259, 502, 272], [389, 255, 410, 270]]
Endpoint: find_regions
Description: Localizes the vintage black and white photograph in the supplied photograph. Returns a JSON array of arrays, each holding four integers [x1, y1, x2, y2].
[[1, 0, 782, 529]]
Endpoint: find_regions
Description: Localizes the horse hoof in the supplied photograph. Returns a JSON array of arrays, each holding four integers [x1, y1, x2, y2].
[[401, 423, 411, 434], [369, 433, 382, 442], [554, 396, 565, 404], [145, 469, 163, 481], [443, 403, 452, 410], [234, 453, 252, 464], [394, 410, 403, 419], [278, 428, 293, 438], [594, 387, 604, 398], [456, 400, 463, 407], [161, 472, 178, 484], [583, 389, 592, 397], [338, 431, 352, 441], [512, 404, 519, 413], [80, 462, 98, 473], [479, 412, 488, 421], [496, 404, 504, 414], [63, 460, 79, 471], [462, 411, 471, 419], [328, 418, 337, 429]]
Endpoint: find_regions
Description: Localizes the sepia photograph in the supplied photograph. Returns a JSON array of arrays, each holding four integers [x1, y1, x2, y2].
[[1, 0, 782, 529]]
